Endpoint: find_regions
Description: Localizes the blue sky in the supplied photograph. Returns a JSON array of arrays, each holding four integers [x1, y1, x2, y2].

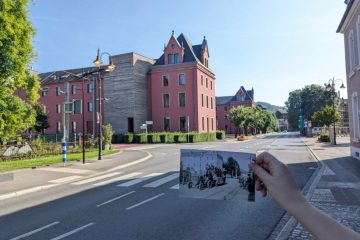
[[29, 0, 347, 106]]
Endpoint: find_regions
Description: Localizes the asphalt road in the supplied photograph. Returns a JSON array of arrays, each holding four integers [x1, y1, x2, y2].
[[0, 133, 318, 240]]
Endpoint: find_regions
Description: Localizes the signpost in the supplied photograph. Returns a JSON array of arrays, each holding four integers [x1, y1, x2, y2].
[[141, 121, 153, 144]]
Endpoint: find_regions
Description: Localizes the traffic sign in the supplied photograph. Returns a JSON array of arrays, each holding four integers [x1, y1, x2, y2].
[[146, 121, 153, 125], [140, 125, 147, 130]]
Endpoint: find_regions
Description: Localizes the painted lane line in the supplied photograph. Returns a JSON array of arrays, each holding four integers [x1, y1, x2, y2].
[[50, 222, 95, 240], [106, 151, 152, 172], [0, 184, 59, 201], [71, 172, 122, 185], [126, 193, 165, 210], [39, 167, 93, 175], [142, 173, 178, 188], [201, 146, 215, 149], [96, 191, 135, 207], [170, 184, 179, 189], [49, 175, 82, 184], [10, 221, 60, 240], [117, 173, 163, 187], [93, 172, 142, 186]]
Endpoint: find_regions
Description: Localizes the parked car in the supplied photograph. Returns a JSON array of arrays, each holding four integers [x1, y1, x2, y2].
[[312, 127, 324, 135]]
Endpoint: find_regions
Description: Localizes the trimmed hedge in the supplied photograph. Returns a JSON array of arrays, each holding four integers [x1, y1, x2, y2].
[[216, 130, 225, 140], [318, 132, 330, 142], [112, 131, 217, 144]]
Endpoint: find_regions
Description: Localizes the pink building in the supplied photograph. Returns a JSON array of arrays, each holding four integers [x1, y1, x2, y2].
[[216, 86, 255, 134], [38, 68, 100, 136], [148, 32, 216, 132], [337, 0, 360, 159]]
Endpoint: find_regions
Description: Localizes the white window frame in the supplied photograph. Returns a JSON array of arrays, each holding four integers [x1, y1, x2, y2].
[[356, 16, 360, 69], [88, 102, 93, 112], [178, 73, 186, 85], [352, 92, 360, 139], [163, 93, 170, 108], [164, 116, 171, 131], [348, 29, 356, 76], [179, 92, 186, 107], [72, 84, 77, 95], [57, 122, 61, 132], [162, 75, 169, 87]]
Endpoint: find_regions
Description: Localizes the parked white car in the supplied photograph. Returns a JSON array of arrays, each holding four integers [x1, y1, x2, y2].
[[312, 127, 325, 135]]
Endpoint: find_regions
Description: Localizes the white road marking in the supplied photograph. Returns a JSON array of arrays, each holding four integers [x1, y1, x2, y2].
[[94, 172, 142, 186], [96, 191, 135, 207], [50, 222, 95, 240], [71, 172, 122, 185], [126, 193, 165, 210], [49, 175, 82, 184], [201, 146, 215, 149], [170, 184, 179, 189], [142, 173, 178, 188], [106, 152, 152, 172], [0, 184, 59, 201], [117, 173, 163, 187], [39, 167, 94, 175], [10, 221, 60, 240]]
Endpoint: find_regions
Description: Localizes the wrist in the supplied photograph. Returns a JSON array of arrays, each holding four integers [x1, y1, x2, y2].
[[284, 193, 310, 216]]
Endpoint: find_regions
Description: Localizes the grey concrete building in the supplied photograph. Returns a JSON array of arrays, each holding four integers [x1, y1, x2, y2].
[[103, 52, 155, 133]]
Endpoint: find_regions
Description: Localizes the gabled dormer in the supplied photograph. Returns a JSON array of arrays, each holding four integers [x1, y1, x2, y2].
[[235, 88, 246, 101], [201, 36, 210, 68], [164, 31, 184, 65]]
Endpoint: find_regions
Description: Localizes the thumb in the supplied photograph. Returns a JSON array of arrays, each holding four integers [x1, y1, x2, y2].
[[250, 163, 271, 185]]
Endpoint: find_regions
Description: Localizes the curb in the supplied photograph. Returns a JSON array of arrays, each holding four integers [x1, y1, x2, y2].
[[0, 150, 152, 202], [274, 138, 325, 240]]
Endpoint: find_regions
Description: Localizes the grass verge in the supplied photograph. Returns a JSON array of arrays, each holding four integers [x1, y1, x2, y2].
[[0, 150, 119, 172]]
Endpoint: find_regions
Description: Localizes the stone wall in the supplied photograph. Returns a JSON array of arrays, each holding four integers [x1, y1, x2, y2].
[[103, 52, 155, 133]]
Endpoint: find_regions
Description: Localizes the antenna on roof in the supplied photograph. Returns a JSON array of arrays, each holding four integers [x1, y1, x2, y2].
[[172, 30, 174, 36]]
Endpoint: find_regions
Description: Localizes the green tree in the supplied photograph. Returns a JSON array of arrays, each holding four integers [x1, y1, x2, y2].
[[33, 104, 49, 133], [285, 84, 332, 130], [312, 105, 340, 127], [0, 0, 40, 141]]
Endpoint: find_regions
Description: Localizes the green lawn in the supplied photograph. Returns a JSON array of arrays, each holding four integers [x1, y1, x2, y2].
[[0, 150, 119, 172]]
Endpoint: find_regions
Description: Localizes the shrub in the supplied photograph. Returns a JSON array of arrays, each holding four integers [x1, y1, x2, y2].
[[148, 133, 161, 143], [102, 124, 114, 149], [134, 133, 147, 143], [216, 130, 225, 140], [174, 132, 187, 143], [160, 132, 174, 143], [123, 133, 134, 143], [318, 132, 330, 142]]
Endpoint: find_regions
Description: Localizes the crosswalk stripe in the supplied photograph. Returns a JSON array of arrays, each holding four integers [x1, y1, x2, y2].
[[170, 184, 179, 189], [142, 173, 178, 188], [49, 175, 83, 184], [117, 173, 163, 187], [39, 167, 93, 175], [94, 172, 142, 186], [71, 172, 122, 185]]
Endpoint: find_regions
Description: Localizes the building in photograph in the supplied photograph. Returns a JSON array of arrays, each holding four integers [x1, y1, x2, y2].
[[33, 32, 215, 137], [216, 86, 255, 134], [275, 109, 288, 132], [148, 32, 216, 132], [337, 0, 360, 159], [339, 98, 350, 134], [37, 52, 154, 136]]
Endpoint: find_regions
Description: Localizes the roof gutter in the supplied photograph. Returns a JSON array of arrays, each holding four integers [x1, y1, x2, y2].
[[337, 0, 355, 33]]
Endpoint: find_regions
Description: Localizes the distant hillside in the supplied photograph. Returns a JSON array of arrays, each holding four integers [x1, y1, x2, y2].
[[256, 101, 287, 113]]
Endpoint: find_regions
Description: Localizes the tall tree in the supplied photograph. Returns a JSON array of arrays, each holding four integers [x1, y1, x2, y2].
[[33, 104, 49, 133], [312, 106, 340, 128], [285, 84, 332, 130], [0, 0, 40, 141]]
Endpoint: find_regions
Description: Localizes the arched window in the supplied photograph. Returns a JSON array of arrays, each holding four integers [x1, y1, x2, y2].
[[348, 30, 356, 73]]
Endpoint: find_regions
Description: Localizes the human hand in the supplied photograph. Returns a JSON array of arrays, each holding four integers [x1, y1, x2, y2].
[[249, 152, 307, 212]]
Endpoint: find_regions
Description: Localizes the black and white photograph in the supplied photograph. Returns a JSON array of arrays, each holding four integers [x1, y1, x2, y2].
[[179, 149, 256, 202]]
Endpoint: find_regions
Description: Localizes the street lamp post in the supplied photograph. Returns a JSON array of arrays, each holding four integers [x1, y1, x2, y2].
[[93, 49, 115, 160], [325, 78, 346, 145]]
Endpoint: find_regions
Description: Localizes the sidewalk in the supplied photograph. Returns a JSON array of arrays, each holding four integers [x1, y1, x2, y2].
[[0, 147, 149, 201], [272, 136, 360, 239]]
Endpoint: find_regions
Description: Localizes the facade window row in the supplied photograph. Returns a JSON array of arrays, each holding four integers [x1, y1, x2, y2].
[[162, 74, 186, 86], [163, 116, 189, 132], [201, 116, 214, 131], [201, 94, 214, 109], [163, 93, 186, 108], [41, 83, 93, 97], [200, 75, 213, 90]]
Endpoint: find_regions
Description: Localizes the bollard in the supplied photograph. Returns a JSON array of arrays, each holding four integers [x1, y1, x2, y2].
[[62, 141, 67, 167]]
